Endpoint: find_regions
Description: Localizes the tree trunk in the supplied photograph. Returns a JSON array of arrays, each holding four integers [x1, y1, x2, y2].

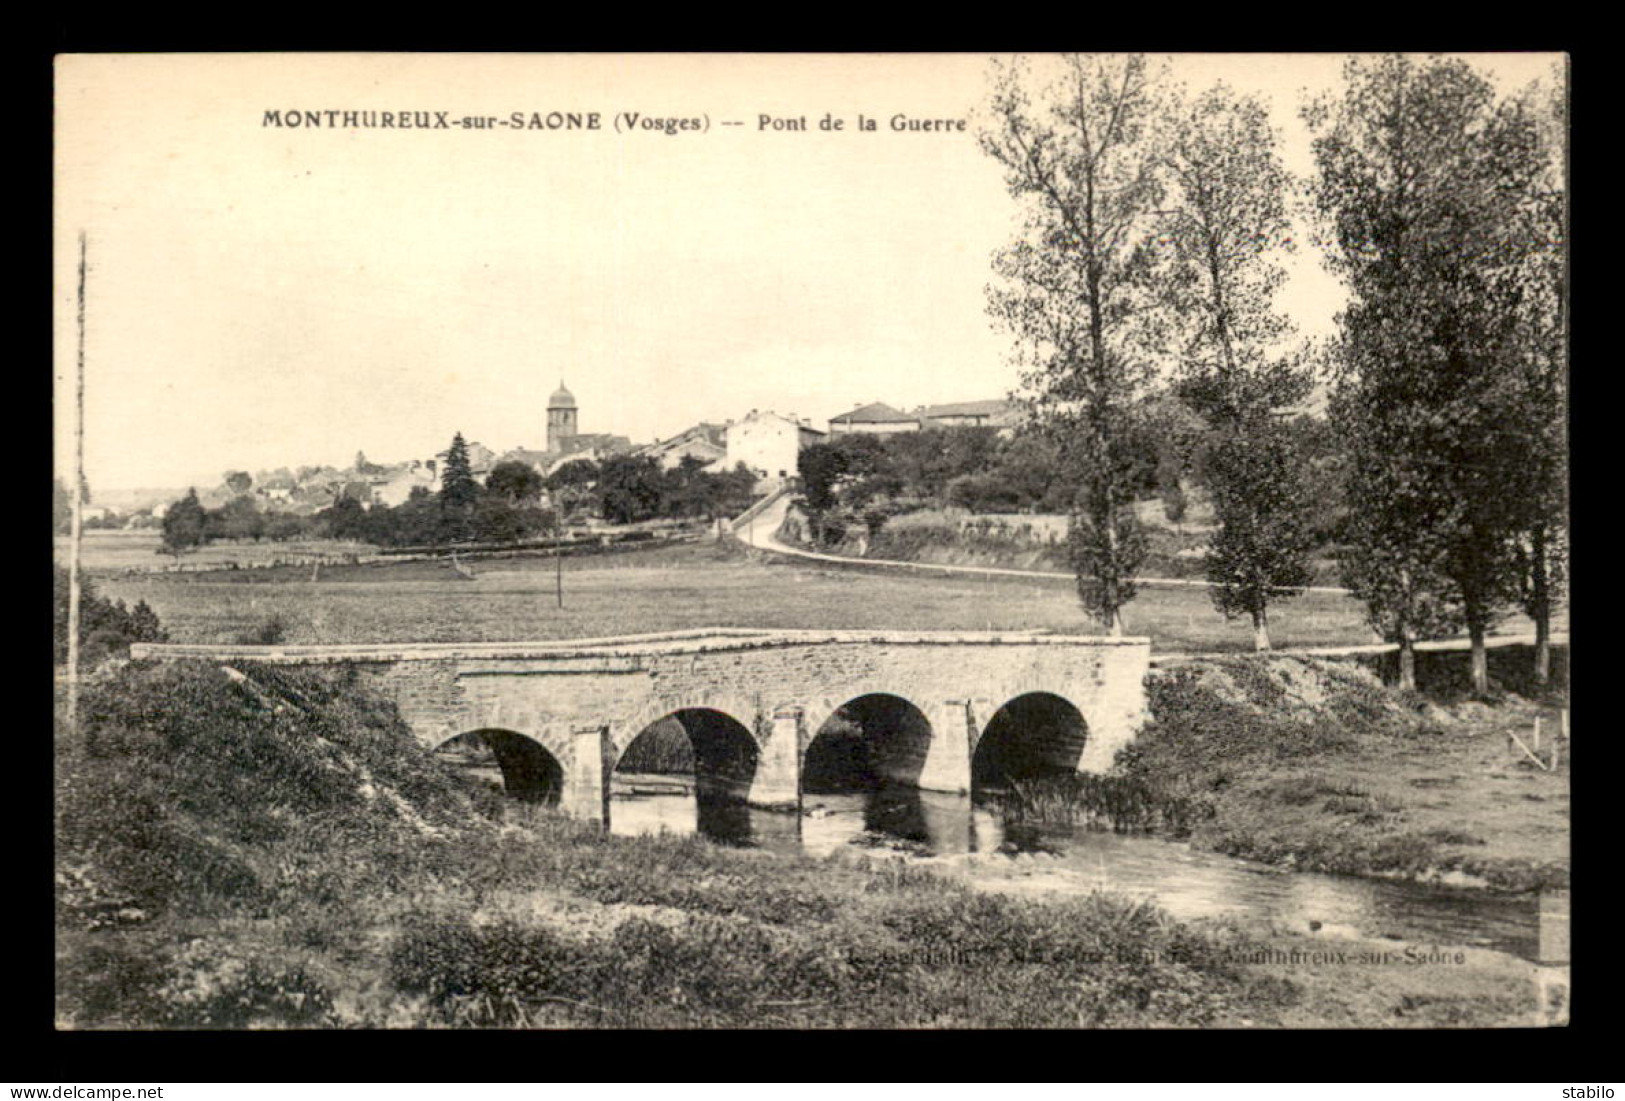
[[1252, 609, 1270, 652], [1531, 525, 1551, 687], [1469, 622, 1489, 698], [1397, 628, 1416, 693], [1534, 614, 1551, 688]]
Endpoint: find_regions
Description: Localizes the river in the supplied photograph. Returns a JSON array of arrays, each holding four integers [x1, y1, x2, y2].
[[608, 775, 1542, 961]]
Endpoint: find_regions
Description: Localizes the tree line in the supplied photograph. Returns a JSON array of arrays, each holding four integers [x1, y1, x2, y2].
[[796, 411, 1344, 547], [157, 434, 759, 555], [975, 53, 1565, 692]]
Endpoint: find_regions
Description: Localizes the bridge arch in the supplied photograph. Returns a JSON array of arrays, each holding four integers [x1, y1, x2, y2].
[[435, 728, 564, 806], [613, 707, 762, 840], [804, 692, 935, 793], [613, 693, 766, 764], [971, 692, 1090, 794]]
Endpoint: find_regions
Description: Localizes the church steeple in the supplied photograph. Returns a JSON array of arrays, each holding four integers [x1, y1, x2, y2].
[[547, 380, 578, 453]]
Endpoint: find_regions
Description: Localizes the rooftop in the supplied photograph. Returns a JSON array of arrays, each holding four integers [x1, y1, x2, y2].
[[830, 402, 917, 425]]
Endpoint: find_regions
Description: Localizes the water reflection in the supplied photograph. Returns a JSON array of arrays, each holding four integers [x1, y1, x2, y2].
[[605, 777, 1541, 961]]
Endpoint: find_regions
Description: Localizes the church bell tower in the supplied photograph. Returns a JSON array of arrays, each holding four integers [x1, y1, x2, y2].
[[547, 381, 578, 453]]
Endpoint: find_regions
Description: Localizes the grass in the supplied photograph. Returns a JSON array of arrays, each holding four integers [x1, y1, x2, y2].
[[1107, 652, 1570, 892], [90, 538, 1384, 652], [56, 531, 379, 573]]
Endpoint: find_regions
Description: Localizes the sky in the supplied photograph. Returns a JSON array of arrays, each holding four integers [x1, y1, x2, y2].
[[52, 52, 1562, 494]]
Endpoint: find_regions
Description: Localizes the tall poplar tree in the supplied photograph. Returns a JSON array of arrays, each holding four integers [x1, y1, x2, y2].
[[1308, 55, 1545, 694], [1162, 83, 1314, 650], [980, 53, 1167, 634], [1502, 67, 1569, 686]]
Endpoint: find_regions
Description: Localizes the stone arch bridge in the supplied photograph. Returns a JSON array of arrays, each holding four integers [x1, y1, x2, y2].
[[133, 630, 1150, 824]]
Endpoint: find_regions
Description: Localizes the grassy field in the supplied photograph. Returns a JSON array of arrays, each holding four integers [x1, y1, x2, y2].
[[56, 531, 379, 573], [92, 538, 1390, 653]]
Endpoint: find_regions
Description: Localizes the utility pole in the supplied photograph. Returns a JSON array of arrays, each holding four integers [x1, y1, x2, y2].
[[66, 232, 87, 735], [554, 517, 564, 609]]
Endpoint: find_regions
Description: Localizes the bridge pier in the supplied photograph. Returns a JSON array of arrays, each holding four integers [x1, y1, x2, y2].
[[748, 707, 803, 810], [566, 724, 613, 825], [917, 700, 973, 794]]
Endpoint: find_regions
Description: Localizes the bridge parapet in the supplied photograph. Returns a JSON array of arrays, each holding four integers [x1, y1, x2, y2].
[[131, 628, 1150, 664]]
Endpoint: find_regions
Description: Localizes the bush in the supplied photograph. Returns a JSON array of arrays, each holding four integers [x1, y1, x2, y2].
[[53, 565, 167, 667], [155, 939, 337, 1028], [235, 614, 290, 645]]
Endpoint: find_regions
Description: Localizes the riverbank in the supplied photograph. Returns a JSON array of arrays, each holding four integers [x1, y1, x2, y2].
[[55, 660, 1557, 1028], [1111, 649, 1570, 893]]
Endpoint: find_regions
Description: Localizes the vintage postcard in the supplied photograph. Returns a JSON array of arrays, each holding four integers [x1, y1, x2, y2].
[[53, 52, 1568, 1030]]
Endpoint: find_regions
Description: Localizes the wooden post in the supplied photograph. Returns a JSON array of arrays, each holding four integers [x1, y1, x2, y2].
[[1533, 717, 1542, 752]]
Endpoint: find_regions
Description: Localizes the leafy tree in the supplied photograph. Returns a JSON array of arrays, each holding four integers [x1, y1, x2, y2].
[[210, 495, 264, 542], [1162, 82, 1316, 650], [1307, 55, 1549, 692], [473, 495, 526, 544], [437, 433, 479, 542], [990, 429, 1074, 512], [832, 434, 900, 508], [1200, 428, 1315, 649], [485, 460, 545, 507], [798, 442, 848, 515], [1500, 68, 1568, 686], [594, 454, 665, 524], [318, 496, 367, 542], [708, 463, 759, 521], [224, 470, 253, 496], [544, 458, 598, 521], [389, 486, 442, 547], [981, 53, 1168, 633], [261, 511, 307, 542], [159, 489, 208, 559]]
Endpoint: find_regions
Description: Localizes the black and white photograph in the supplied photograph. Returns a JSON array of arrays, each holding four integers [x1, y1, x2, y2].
[[52, 52, 1569, 1030]]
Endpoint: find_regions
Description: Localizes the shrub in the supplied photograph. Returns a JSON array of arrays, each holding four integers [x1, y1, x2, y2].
[[155, 939, 337, 1028], [235, 614, 290, 645], [53, 565, 167, 667]]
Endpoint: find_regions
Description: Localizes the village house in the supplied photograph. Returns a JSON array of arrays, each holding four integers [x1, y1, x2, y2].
[[827, 402, 921, 436], [828, 399, 1019, 437], [639, 422, 729, 471], [916, 399, 1019, 430], [725, 410, 825, 492], [369, 461, 437, 507]]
